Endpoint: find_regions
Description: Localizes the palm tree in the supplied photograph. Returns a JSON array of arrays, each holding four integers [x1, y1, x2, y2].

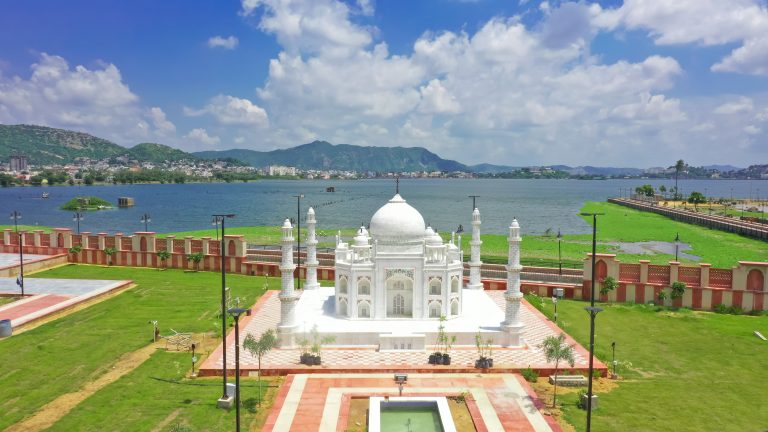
[[541, 333, 575, 408], [674, 159, 685, 200], [244, 329, 277, 405]]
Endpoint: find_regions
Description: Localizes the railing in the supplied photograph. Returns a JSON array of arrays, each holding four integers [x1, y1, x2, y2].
[[105, 237, 116, 249], [619, 264, 641, 283], [678, 266, 701, 287], [709, 268, 733, 289], [40, 234, 50, 247], [209, 242, 220, 255], [173, 239, 185, 254], [648, 265, 670, 285], [121, 237, 132, 250], [190, 240, 203, 253], [155, 239, 167, 251]]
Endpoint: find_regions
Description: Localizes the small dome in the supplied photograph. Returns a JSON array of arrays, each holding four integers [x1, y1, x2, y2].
[[369, 194, 426, 241], [426, 227, 442, 245], [354, 226, 370, 246], [282, 218, 292, 229]]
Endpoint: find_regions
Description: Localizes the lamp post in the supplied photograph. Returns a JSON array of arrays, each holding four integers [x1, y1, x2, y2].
[[557, 229, 563, 276], [468, 195, 480, 211], [17, 230, 25, 297], [674, 233, 680, 262], [228, 307, 251, 432], [293, 194, 304, 290], [73, 210, 84, 234], [211, 217, 221, 241], [611, 341, 617, 378], [212, 213, 235, 404], [580, 212, 604, 432], [140, 213, 151, 231], [10, 211, 21, 232]]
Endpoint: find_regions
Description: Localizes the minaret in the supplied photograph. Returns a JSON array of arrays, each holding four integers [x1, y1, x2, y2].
[[502, 218, 525, 346], [304, 207, 320, 290], [467, 208, 483, 289], [278, 219, 299, 347]]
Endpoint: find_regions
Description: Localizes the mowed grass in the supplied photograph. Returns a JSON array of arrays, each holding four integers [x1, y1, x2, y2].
[[0, 265, 278, 430], [529, 295, 768, 431], [47, 350, 279, 432], [162, 225, 359, 249], [0, 224, 53, 233]]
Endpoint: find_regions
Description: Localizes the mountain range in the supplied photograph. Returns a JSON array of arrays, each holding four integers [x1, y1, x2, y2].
[[0, 123, 748, 174]]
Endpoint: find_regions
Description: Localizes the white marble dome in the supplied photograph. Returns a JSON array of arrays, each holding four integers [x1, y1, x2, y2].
[[369, 194, 426, 240]]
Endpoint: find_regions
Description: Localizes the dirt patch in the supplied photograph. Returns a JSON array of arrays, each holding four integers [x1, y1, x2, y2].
[[529, 376, 620, 432], [448, 396, 477, 432], [5, 340, 162, 432], [345, 397, 369, 432]]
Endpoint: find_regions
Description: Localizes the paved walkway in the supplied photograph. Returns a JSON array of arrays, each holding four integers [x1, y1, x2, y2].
[[263, 373, 561, 431], [0, 253, 51, 268], [0, 278, 132, 329], [199, 290, 605, 376]]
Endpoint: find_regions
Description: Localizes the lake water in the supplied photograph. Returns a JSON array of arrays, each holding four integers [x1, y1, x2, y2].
[[0, 179, 763, 236]]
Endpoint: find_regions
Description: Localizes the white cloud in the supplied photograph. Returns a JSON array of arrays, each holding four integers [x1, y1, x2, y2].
[[185, 128, 220, 146], [714, 97, 754, 114], [185, 94, 268, 126], [417, 79, 460, 114], [0, 53, 174, 144], [148, 107, 176, 135], [595, 0, 768, 76], [207, 35, 239, 50]]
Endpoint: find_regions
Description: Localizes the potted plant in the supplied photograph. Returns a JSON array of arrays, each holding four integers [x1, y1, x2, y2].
[[298, 336, 311, 365], [429, 315, 448, 365], [443, 335, 456, 365], [486, 337, 494, 368], [475, 332, 495, 369]]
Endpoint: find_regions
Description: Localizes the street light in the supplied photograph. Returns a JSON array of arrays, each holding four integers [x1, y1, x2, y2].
[[140, 213, 151, 231], [580, 212, 604, 432], [211, 217, 221, 241], [557, 229, 563, 276], [293, 194, 304, 290], [468, 195, 480, 211], [611, 341, 617, 379], [73, 211, 84, 234], [10, 211, 21, 232], [228, 307, 251, 432], [674, 232, 680, 262], [17, 230, 25, 297], [213, 213, 236, 405]]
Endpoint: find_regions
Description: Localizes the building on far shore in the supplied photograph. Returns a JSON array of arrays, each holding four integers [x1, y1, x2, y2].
[[9, 155, 28, 172]]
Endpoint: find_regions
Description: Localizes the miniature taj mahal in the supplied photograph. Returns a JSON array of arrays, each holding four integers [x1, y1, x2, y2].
[[276, 192, 526, 351]]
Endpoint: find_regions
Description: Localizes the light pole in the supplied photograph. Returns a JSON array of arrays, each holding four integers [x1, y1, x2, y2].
[[17, 230, 25, 297], [73, 210, 84, 234], [140, 213, 151, 231], [293, 194, 304, 290], [674, 233, 680, 262], [10, 211, 21, 232], [211, 217, 221, 241], [468, 195, 480, 211], [213, 213, 235, 404], [611, 341, 617, 378], [580, 212, 604, 432], [557, 229, 563, 276], [228, 307, 251, 432]]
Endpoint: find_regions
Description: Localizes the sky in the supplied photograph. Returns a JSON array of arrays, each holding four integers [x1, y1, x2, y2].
[[1, 0, 767, 168]]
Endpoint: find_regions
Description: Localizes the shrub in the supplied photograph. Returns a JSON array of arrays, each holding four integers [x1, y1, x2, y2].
[[600, 276, 618, 296], [577, 389, 588, 409], [727, 305, 744, 315], [521, 366, 539, 383], [670, 281, 686, 299], [713, 304, 728, 314]]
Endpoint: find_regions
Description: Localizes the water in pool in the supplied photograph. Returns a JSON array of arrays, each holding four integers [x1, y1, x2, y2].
[[380, 406, 444, 432]]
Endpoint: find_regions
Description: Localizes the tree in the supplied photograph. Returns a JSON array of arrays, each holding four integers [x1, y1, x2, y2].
[[634, 184, 654, 197], [600, 276, 619, 300], [670, 281, 686, 300], [540, 333, 575, 408], [186, 252, 204, 271], [157, 250, 171, 270], [104, 247, 117, 266], [659, 185, 667, 197], [688, 191, 706, 210], [243, 329, 277, 405], [674, 159, 685, 200]]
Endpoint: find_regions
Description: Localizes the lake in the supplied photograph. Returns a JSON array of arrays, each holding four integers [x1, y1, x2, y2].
[[1, 178, 764, 236]]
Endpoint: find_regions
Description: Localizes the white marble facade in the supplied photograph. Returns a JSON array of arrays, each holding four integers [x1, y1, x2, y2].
[[333, 194, 464, 320]]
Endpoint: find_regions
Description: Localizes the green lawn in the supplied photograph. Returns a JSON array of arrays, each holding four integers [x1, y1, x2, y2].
[[47, 350, 274, 432], [0, 265, 279, 430], [577, 201, 768, 267], [0, 224, 53, 233], [0, 296, 19, 306], [528, 295, 768, 431], [162, 226, 359, 249]]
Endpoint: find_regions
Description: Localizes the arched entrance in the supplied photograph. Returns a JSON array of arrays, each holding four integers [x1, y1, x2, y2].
[[596, 260, 608, 281], [747, 269, 764, 291], [386, 277, 413, 318]]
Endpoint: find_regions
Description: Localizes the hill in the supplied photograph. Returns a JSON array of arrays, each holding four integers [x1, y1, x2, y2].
[[193, 140, 469, 172], [0, 124, 125, 165], [126, 143, 196, 163]]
